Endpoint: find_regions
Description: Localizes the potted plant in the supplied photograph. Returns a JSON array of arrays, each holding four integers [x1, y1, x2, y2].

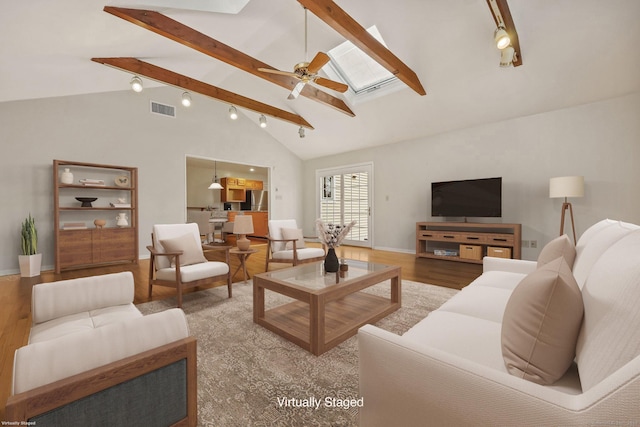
[[19, 214, 41, 277]]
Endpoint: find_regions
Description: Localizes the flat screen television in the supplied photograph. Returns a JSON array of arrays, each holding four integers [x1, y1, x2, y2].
[[431, 177, 502, 218]]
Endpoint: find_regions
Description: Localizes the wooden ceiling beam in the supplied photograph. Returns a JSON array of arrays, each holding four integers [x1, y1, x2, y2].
[[91, 57, 314, 129], [486, 0, 523, 66], [298, 0, 426, 96], [103, 6, 355, 117]]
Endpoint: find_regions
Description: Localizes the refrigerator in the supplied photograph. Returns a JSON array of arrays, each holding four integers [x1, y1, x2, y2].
[[241, 190, 268, 211]]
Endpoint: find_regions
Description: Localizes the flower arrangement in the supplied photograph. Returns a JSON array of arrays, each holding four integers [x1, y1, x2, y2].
[[316, 219, 356, 248]]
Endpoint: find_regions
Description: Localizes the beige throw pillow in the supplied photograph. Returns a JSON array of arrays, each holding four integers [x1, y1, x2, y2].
[[537, 234, 576, 268], [281, 228, 305, 250], [160, 233, 207, 267], [501, 257, 584, 385]]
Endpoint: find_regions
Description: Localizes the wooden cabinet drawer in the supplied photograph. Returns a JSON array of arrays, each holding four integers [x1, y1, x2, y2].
[[487, 246, 511, 258], [486, 234, 514, 245], [98, 228, 136, 262], [59, 230, 94, 267]]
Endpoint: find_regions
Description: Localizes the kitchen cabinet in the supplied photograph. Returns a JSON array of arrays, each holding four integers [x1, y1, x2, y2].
[[53, 160, 138, 273], [220, 177, 245, 202], [227, 211, 268, 237], [246, 180, 264, 190]]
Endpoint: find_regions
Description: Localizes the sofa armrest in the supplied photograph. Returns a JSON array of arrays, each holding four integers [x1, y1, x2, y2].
[[32, 271, 135, 325], [358, 324, 640, 426], [482, 256, 537, 275]]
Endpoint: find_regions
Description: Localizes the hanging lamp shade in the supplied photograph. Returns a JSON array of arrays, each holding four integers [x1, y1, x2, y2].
[[208, 161, 224, 190]]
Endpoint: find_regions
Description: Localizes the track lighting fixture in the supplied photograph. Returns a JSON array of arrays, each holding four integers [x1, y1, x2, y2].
[[298, 127, 305, 138], [259, 114, 267, 128], [494, 26, 510, 50], [500, 46, 516, 67], [181, 92, 192, 107], [229, 106, 238, 120], [130, 76, 143, 92]]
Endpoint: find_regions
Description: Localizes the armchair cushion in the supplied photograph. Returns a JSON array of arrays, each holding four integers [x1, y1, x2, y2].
[[268, 219, 299, 252], [272, 247, 326, 261], [501, 257, 583, 385], [282, 228, 305, 250], [156, 261, 229, 283], [160, 233, 207, 267]]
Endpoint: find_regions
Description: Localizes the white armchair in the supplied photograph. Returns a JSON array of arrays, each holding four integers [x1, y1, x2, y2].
[[265, 219, 325, 271], [147, 223, 231, 307]]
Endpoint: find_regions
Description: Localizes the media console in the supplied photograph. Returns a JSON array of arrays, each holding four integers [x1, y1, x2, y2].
[[416, 222, 522, 264]]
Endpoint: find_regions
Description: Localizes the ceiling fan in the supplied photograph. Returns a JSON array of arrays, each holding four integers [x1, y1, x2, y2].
[[258, 8, 349, 100]]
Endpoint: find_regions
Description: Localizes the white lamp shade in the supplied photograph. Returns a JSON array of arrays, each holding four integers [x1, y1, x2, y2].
[[208, 182, 223, 190], [233, 215, 254, 234], [549, 176, 585, 199]]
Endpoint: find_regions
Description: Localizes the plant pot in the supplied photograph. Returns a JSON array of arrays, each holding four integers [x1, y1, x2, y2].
[[19, 253, 42, 277]]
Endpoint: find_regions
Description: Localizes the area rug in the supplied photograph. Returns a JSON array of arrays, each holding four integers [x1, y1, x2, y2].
[[137, 280, 458, 426]]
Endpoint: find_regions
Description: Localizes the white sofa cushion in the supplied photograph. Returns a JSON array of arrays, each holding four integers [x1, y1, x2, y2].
[[537, 234, 576, 268], [576, 230, 640, 391], [403, 311, 507, 373], [501, 257, 583, 385], [437, 286, 513, 323], [29, 304, 142, 344], [572, 220, 639, 288], [31, 271, 134, 325], [466, 270, 528, 291], [13, 308, 190, 395]]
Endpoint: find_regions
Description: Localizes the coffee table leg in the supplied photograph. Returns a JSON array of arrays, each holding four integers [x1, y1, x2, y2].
[[391, 275, 401, 305], [253, 279, 265, 322]]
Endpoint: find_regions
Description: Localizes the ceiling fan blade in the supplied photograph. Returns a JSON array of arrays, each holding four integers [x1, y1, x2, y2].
[[307, 52, 330, 74], [314, 77, 349, 93], [287, 81, 306, 100], [257, 67, 300, 79]]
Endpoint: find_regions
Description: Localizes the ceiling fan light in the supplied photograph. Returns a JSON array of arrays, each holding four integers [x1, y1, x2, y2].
[[259, 114, 267, 128], [229, 106, 238, 120], [181, 92, 192, 107], [494, 27, 510, 50], [500, 46, 516, 67], [130, 76, 143, 92]]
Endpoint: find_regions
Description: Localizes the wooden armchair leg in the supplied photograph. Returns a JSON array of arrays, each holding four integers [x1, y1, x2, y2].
[[227, 273, 232, 298]]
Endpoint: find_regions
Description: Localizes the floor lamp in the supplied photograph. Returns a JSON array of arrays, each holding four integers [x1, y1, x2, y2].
[[549, 176, 584, 244]]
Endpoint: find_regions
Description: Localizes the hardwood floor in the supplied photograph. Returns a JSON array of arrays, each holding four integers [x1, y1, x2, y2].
[[0, 243, 481, 418]]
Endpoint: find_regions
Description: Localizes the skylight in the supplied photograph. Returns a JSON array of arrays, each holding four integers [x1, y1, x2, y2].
[[325, 25, 400, 96]]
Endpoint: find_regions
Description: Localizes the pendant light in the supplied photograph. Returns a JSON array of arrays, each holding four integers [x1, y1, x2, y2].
[[208, 161, 224, 190]]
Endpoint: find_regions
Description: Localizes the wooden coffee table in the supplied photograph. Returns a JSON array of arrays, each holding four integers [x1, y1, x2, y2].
[[253, 260, 401, 355]]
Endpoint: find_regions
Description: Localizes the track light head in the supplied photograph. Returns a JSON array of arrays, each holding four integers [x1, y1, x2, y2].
[[298, 127, 305, 138], [181, 92, 192, 107], [259, 114, 267, 128], [500, 46, 516, 67], [229, 106, 238, 120], [494, 27, 510, 50], [130, 76, 143, 92]]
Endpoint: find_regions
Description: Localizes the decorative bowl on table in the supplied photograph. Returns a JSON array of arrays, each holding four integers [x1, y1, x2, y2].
[[76, 197, 97, 207]]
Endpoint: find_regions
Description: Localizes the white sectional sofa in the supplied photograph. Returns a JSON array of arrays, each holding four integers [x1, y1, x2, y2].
[[358, 219, 640, 426], [6, 272, 197, 426]]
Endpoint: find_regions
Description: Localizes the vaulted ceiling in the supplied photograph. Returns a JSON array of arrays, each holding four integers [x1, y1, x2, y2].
[[2, 1, 639, 160]]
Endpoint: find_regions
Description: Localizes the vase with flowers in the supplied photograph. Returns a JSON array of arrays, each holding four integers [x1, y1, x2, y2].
[[316, 219, 356, 273]]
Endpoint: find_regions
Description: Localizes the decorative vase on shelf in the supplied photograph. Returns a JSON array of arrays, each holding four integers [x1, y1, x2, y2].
[[324, 247, 339, 273], [116, 213, 128, 228], [60, 168, 73, 184]]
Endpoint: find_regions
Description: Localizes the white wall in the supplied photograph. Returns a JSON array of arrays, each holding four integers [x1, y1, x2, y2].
[[302, 92, 640, 260], [0, 87, 303, 274]]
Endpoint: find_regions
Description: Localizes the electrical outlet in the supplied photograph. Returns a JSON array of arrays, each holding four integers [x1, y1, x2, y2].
[[530, 240, 538, 249], [521, 240, 530, 248]]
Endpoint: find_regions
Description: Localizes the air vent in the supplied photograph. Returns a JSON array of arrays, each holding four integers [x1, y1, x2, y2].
[[150, 101, 176, 118]]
